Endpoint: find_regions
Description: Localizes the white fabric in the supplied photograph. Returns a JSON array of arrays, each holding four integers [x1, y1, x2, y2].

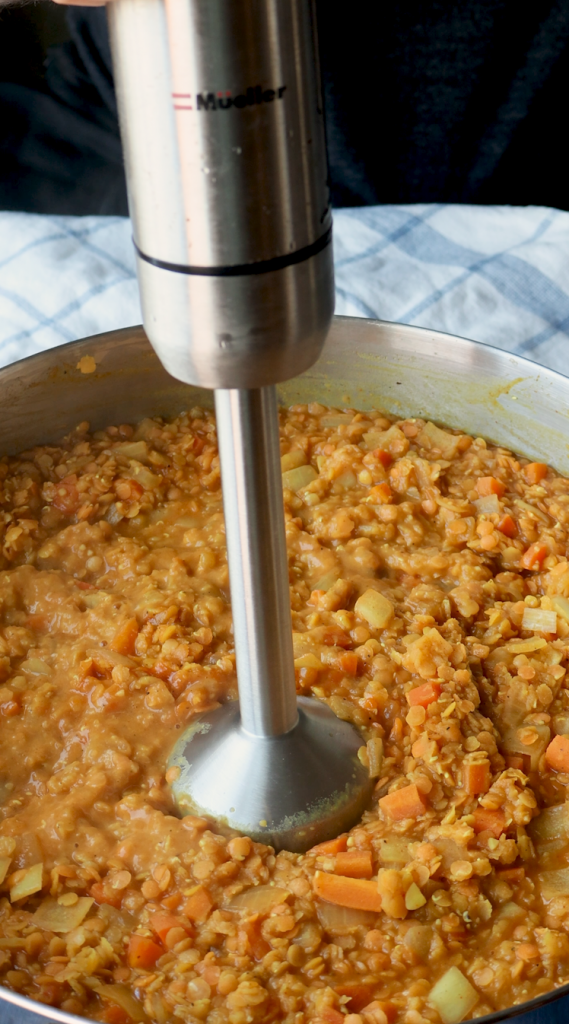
[[1, 204, 569, 374]]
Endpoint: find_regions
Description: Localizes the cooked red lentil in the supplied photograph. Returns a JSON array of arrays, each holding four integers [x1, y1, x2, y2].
[[1, 405, 569, 1024]]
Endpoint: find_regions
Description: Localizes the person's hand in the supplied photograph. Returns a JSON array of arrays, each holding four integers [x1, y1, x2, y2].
[[51, 0, 110, 6]]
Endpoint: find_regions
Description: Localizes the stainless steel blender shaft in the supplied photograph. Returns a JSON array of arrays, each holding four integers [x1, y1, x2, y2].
[[215, 387, 298, 738]]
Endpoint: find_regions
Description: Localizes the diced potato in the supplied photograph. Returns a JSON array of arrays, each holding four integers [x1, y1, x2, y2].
[[229, 885, 290, 912], [418, 422, 463, 460], [32, 897, 94, 933], [334, 470, 358, 490], [428, 966, 479, 1024], [552, 596, 569, 623], [0, 857, 11, 885], [405, 882, 426, 910], [521, 607, 557, 634], [377, 838, 411, 865], [473, 494, 500, 516], [10, 862, 43, 902], [355, 589, 394, 630], [294, 654, 324, 670], [282, 464, 318, 492], [281, 450, 307, 472], [540, 867, 569, 899], [404, 922, 432, 960], [529, 804, 569, 844]]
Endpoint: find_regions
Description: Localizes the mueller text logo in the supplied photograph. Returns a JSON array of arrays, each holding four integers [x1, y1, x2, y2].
[[173, 85, 286, 111]]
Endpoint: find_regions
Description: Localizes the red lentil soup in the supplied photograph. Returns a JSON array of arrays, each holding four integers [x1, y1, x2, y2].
[[1, 404, 569, 1024]]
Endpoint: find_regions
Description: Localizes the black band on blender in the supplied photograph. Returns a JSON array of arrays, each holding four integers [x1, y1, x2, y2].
[[133, 225, 332, 277]]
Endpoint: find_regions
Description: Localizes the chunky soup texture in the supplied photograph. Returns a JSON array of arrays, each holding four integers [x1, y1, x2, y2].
[[1, 404, 569, 1024]]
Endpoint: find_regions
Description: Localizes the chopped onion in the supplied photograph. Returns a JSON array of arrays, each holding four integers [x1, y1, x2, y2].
[[229, 885, 290, 913], [10, 862, 43, 902], [281, 464, 318, 492], [280, 450, 307, 472], [552, 596, 569, 623], [367, 737, 384, 779], [87, 647, 134, 668], [334, 470, 358, 490], [114, 440, 149, 461], [98, 984, 150, 1023], [20, 659, 51, 676], [428, 966, 478, 1024], [473, 494, 500, 516], [312, 570, 340, 593], [128, 463, 160, 489], [505, 636, 547, 654], [418, 422, 463, 460], [174, 516, 202, 529], [32, 896, 94, 933], [0, 856, 11, 885], [294, 654, 324, 670], [521, 607, 557, 634], [316, 900, 377, 931]]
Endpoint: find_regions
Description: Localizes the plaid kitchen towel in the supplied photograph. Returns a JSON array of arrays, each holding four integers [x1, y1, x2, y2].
[[1, 203, 569, 374]]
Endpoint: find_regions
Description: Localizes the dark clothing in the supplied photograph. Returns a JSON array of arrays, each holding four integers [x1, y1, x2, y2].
[[1, 1, 569, 215]]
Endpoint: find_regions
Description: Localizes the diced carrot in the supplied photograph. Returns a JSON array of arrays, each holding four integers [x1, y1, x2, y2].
[[476, 476, 506, 497], [545, 734, 569, 774], [338, 651, 359, 675], [368, 483, 393, 504], [308, 591, 325, 606], [245, 918, 271, 960], [497, 514, 517, 538], [497, 867, 525, 883], [379, 784, 427, 822], [184, 885, 213, 923], [52, 475, 80, 514], [150, 912, 193, 944], [100, 1007, 133, 1024], [89, 881, 122, 909], [316, 1009, 345, 1024], [161, 892, 183, 911], [373, 449, 393, 469], [313, 871, 382, 912], [463, 760, 491, 795], [334, 984, 374, 1013], [127, 934, 163, 970], [335, 850, 373, 879], [406, 682, 441, 708], [362, 1001, 398, 1024], [504, 754, 525, 770], [310, 834, 348, 856], [520, 543, 548, 570], [472, 807, 506, 838], [523, 463, 548, 485], [110, 618, 139, 656]]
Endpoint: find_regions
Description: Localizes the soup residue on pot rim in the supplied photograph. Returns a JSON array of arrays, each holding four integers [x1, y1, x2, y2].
[[1, 403, 569, 1024]]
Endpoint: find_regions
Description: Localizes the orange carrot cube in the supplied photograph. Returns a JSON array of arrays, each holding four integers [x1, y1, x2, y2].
[[379, 784, 427, 821]]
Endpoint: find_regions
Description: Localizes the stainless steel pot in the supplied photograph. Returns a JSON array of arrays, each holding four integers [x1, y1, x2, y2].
[[1, 315, 569, 1024]]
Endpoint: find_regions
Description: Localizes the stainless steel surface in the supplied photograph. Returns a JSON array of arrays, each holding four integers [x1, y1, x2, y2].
[[3, 316, 569, 1022], [168, 385, 371, 845], [169, 697, 373, 850], [107, 0, 334, 387], [215, 387, 297, 737]]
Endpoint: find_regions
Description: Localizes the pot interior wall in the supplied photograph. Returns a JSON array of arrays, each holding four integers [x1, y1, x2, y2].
[[1, 318, 568, 474]]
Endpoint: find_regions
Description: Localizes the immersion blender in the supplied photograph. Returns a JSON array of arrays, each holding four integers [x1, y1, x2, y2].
[[107, 0, 373, 851]]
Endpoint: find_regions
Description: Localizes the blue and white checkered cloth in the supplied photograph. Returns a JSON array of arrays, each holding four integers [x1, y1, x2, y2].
[[1, 203, 569, 375], [2, 205, 569, 1024]]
